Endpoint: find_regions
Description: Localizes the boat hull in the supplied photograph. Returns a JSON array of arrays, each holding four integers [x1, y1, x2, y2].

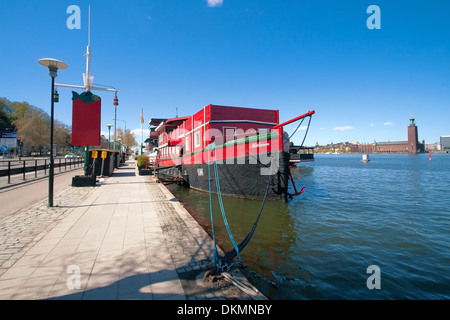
[[157, 150, 290, 201]]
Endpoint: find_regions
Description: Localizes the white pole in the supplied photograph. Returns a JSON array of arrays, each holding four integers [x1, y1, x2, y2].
[[141, 107, 144, 155], [84, 5, 92, 92], [114, 105, 117, 151]]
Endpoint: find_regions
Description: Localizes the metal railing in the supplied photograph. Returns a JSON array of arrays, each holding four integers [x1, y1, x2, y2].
[[0, 158, 84, 184]]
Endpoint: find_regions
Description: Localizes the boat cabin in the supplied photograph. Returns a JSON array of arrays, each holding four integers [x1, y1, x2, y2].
[[155, 104, 282, 168]]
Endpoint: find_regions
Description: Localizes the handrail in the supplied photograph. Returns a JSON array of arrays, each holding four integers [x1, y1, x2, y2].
[[0, 158, 84, 183]]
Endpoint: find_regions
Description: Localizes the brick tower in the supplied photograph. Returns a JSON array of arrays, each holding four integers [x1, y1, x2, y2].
[[408, 116, 419, 153]]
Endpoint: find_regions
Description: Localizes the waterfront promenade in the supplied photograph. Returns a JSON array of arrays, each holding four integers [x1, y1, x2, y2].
[[0, 159, 258, 300]]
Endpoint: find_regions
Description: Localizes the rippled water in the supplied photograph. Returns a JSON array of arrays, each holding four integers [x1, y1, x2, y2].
[[166, 153, 450, 299]]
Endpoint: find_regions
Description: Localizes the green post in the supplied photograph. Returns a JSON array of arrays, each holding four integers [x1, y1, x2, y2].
[[84, 146, 89, 176], [84, 146, 89, 166]]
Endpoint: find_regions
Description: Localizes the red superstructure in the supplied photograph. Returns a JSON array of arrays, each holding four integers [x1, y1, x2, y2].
[[153, 104, 315, 201]]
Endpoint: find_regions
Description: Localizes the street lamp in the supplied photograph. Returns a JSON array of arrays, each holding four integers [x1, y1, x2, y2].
[[116, 119, 127, 153], [38, 58, 68, 207], [113, 95, 119, 151], [106, 124, 113, 150]]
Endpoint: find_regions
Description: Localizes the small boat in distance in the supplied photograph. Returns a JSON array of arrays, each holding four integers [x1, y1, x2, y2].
[[362, 154, 370, 162], [289, 145, 315, 165]]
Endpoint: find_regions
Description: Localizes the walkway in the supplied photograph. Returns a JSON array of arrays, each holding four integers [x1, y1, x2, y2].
[[0, 159, 261, 300]]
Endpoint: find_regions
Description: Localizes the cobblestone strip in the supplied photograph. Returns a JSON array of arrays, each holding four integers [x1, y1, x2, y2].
[[155, 201, 212, 272], [0, 186, 94, 276], [145, 181, 212, 270]]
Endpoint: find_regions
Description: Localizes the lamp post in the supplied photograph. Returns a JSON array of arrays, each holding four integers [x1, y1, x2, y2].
[[117, 138, 123, 163], [113, 95, 119, 151], [38, 58, 68, 207], [116, 119, 127, 154], [106, 124, 113, 150]]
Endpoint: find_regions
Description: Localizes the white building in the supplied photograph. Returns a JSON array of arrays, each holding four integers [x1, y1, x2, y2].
[[440, 136, 450, 150]]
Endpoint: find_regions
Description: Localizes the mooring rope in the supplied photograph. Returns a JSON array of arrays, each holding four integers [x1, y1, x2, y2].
[[207, 143, 241, 267], [222, 172, 271, 263], [202, 114, 315, 292], [213, 158, 243, 264], [281, 113, 313, 149], [299, 115, 312, 147], [207, 144, 219, 267], [205, 141, 273, 268]]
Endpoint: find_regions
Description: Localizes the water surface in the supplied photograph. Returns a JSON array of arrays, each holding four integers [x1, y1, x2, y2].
[[166, 153, 450, 299]]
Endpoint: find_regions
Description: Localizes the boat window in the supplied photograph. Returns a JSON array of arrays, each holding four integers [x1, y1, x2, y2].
[[258, 128, 269, 136], [194, 131, 201, 148], [223, 127, 236, 143], [186, 136, 190, 151]]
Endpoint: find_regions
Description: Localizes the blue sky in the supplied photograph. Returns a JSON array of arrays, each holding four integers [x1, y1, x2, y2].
[[1, 0, 449, 146]]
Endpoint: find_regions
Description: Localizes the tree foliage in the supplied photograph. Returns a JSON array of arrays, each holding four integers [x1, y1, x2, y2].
[[113, 127, 138, 152], [0, 97, 72, 155], [0, 98, 15, 132]]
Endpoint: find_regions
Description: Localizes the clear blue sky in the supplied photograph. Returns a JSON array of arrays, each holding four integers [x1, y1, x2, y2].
[[1, 0, 449, 146]]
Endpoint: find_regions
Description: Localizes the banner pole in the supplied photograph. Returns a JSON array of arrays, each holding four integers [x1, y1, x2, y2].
[[84, 146, 89, 175]]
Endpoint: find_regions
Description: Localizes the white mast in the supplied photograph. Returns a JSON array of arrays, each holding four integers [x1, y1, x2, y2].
[[56, 5, 118, 95], [141, 107, 144, 155], [84, 5, 93, 92]]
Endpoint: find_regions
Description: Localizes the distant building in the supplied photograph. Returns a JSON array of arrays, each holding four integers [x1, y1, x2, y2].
[[441, 136, 450, 150], [425, 143, 440, 152], [373, 140, 410, 153], [316, 116, 430, 154], [371, 116, 424, 154], [345, 116, 424, 154]]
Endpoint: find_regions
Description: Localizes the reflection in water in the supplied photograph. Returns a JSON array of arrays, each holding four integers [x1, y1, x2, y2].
[[166, 165, 314, 299]]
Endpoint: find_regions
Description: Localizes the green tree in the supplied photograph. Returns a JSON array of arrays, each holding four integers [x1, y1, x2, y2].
[[0, 98, 15, 132], [54, 120, 72, 154], [0, 98, 72, 155], [113, 127, 138, 152], [13, 107, 50, 154]]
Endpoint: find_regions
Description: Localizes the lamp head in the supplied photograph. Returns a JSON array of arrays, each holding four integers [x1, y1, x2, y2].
[[38, 58, 68, 78]]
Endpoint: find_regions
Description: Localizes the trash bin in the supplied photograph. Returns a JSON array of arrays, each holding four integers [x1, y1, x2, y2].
[[89, 149, 118, 177]]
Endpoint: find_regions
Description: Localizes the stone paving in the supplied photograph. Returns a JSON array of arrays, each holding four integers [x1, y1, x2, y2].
[[0, 159, 259, 300], [0, 187, 92, 272]]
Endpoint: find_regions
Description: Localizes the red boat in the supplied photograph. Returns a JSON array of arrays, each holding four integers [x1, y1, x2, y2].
[[152, 104, 315, 202]]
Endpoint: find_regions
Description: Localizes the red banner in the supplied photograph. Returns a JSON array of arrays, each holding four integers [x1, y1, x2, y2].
[[71, 91, 101, 146]]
